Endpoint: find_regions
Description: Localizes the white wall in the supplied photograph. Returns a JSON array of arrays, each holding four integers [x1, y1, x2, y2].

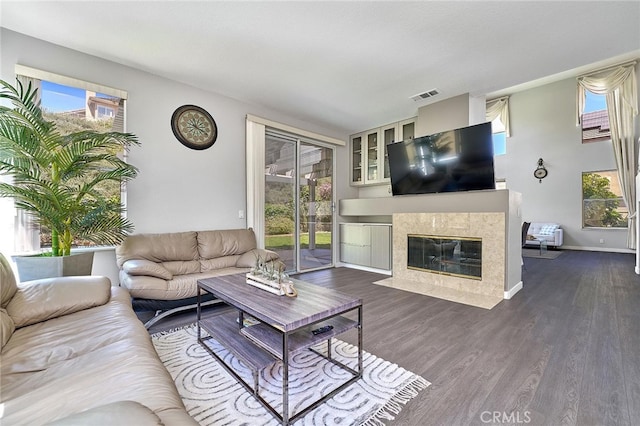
[[416, 93, 470, 136], [1, 29, 355, 246], [494, 76, 633, 251]]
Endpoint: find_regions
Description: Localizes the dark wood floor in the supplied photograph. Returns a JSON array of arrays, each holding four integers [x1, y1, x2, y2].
[[147, 250, 640, 426]]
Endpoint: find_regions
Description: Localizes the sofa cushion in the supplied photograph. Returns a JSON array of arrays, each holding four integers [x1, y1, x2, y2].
[[197, 229, 257, 259], [1, 308, 15, 349], [160, 260, 201, 276], [45, 401, 164, 426], [1, 286, 198, 426], [121, 268, 250, 300], [538, 224, 559, 236], [201, 255, 240, 272], [1, 253, 18, 309], [123, 259, 173, 280], [6, 276, 111, 328], [2, 336, 192, 425], [2, 288, 135, 378], [116, 231, 199, 267], [236, 248, 280, 268]]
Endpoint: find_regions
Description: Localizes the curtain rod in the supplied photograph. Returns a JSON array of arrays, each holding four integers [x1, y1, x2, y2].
[[577, 60, 637, 80]]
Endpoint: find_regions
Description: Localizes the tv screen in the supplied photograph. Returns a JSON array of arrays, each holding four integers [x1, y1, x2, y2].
[[387, 122, 495, 196]]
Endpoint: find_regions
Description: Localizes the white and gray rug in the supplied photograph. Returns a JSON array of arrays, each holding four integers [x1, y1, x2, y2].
[[152, 324, 430, 425]]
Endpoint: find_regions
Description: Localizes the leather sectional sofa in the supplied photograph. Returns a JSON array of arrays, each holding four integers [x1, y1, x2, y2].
[[0, 253, 197, 425], [116, 228, 278, 327]]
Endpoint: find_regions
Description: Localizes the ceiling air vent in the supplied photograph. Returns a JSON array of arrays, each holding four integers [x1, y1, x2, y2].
[[410, 89, 440, 102]]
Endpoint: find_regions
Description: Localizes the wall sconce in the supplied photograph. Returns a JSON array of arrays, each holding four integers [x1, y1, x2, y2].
[[533, 158, 548, 183]]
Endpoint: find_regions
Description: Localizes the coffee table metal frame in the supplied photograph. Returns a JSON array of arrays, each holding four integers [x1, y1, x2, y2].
[[196, 274, 363, 425]]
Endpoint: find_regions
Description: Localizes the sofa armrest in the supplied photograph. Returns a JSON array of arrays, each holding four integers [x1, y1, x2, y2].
[[123, 259, 173, 280], [5, 276, 111, 328], [554, 228, 563, 247]]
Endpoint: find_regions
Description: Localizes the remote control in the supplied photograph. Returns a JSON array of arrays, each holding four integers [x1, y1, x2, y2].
[[311, 325, 333, 335]]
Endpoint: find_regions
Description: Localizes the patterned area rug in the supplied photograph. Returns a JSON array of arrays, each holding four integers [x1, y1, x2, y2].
[[152, 324, 430, 425]]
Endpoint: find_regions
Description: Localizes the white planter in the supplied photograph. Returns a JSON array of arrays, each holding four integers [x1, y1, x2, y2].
[[13, 251, 94, 282]]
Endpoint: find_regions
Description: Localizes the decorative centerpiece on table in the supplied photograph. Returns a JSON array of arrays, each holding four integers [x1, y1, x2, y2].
[[246, 257, 297, 297]]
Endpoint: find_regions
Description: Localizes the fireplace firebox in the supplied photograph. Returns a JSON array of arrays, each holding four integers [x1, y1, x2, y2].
[[407, 234, 482, 280]]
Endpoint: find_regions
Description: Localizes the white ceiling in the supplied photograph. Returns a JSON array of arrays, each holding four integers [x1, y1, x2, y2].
[[2, 1, 639, 134]]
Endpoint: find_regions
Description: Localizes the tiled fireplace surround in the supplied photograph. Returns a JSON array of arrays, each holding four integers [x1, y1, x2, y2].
[[374, 212, 505, 309]]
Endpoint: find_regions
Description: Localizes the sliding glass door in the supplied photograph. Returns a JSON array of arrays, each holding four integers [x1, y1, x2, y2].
[[264, 133, 296, 270], [264, 131, 334, 272], [298, 141, 333, 270]]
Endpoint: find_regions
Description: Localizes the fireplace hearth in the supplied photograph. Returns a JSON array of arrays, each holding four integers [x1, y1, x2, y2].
[[407, 234, 481, 280]]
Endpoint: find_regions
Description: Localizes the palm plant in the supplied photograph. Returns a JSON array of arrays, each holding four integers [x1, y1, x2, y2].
[[0, 79, 140, 256]]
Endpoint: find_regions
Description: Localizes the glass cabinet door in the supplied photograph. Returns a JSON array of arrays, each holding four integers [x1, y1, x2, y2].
[[366, 130, 378, 181], [382, 126, 396, 180], [351, 135, 362, 184], [400, 119, 415, 141]]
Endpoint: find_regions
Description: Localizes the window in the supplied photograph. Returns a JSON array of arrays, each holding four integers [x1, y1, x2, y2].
[[492, 131, 506, 156], [582, 170, 627, 228], [38, 81, 126, 248], [581, 91, 610, 143], [486, 96, 509, 156], [97, 105, 115, 119], [4, 66, 129, 254], [491, 117, 506, 156]]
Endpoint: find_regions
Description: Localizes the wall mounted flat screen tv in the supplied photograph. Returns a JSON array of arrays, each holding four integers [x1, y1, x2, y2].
[[387, 122, 495, 196]]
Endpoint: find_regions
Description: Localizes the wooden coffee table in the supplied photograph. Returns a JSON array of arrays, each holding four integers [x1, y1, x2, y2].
[[197, 273, 363, 425]]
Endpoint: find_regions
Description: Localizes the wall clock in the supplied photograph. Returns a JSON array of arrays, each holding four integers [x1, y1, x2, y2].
[[534, 158, 548, 182], [171, 105, 217, 150]]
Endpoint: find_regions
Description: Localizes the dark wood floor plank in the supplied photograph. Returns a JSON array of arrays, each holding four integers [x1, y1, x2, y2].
[[618, 313, 640, 423], [474, 337, 552, 426], [144, 250, 639, 426], [528, 303, 591, 426], [576, 262, 630, 426]]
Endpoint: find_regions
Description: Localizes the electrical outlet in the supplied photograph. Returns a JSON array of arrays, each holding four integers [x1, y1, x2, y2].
[[599, 238, 605, 244], [238, 210, 245, 219]]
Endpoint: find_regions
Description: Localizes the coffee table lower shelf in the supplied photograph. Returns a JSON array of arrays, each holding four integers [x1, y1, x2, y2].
[[197, 310, 361, 424], [198, 312, 275, 394]]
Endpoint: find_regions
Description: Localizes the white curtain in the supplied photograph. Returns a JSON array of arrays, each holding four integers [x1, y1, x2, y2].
[[577, 62, 638, 249], [486, 96, 510, 137]]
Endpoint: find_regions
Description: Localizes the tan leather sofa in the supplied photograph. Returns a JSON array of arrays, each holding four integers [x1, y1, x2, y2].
[[116, 228, 278, 327], [0, 254, 197, 425]]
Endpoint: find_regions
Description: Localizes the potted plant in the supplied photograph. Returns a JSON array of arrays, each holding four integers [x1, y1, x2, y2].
[[0, 79, 140, 281]]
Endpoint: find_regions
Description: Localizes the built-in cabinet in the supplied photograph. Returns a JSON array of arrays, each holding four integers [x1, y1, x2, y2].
[[339, 223, 392, 270], [350, 117, 416, 186]]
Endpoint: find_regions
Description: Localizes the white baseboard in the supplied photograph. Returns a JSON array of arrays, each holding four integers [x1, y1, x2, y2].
[[504, 281, 523, 300], [339, 263, 392, 276], [561, 245, 635, 254]]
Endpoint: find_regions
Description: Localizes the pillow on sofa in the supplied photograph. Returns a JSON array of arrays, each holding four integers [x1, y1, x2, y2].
[[538, 224, 559, 236], [235, 249, 279, 268], [123, 259, 173, 280]]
